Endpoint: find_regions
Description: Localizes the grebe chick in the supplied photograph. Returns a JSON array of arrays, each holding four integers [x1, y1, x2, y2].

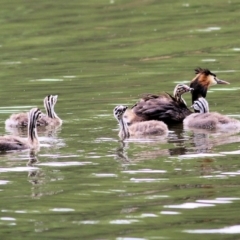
[[0, 108, 42, 152], [5, 95, 62, 127], [114, 105, 168, 140], [183, 97, 240, 131], [190, 68, 230, 103], [124, 83, 193, 125]]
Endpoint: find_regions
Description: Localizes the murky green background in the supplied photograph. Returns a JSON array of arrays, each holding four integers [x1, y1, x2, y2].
[[1, 0, 240, 239]]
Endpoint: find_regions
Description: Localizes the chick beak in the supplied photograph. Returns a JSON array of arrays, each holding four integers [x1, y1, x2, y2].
[[216, 78, 230, 84], [185, 87, 194, 93]]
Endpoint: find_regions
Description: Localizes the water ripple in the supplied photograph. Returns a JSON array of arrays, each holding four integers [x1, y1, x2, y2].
[[0, 180, 10, 185], [73, 220, 99, 225], [110, 219, 139, 224], [130, 178, 168, 183], [92, 173, 118, 177], [178, 153, 224, 159], [37, 161, 93, 167], [30, 78, 63, 82], [165, 197, 240, 210], [196, 199, 232, 204], [201, 59, 216, 62], [0, 167, 38, 173], [0, 217, 16, 221], [196, 27, 221, 32], [164, 202, 214, 209], [50, 208, 75, 212], [160, 211, 181, 215], [183, 225, 240, 234], [122, 169, 166, 174], [116, 237, 146, 240]]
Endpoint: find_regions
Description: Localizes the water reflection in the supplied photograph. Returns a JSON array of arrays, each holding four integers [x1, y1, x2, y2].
[[183, 128, 240, 154], [114, 140, 170, 163], [113, 124, 240, 163], [27, 153, 66, 199]]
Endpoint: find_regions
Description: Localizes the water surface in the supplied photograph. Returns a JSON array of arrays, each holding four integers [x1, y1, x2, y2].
[[1, 0, 240, 239]]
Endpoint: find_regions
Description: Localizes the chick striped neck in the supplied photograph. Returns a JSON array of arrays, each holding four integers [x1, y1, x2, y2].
[[192, 97, 209, 113], [173, 84, 192, 105], [114, 106, 130, 140], [28, 109, 41, 148], [118, 118, 130, 140], [44, 95, 59, 119]]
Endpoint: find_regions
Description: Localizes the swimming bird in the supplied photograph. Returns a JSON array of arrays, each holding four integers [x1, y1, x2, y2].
[[183, 97, 240, 131], [114, 105, 168, 140], [0, 108, 42, 152], [124, 83, 193, 125], [190, 68, 230, 103], [5, 95, 62, 127]]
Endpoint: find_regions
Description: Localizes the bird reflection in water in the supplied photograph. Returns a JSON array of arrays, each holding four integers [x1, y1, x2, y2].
[[27, 151, 63, 199], [114, 138, 170, 163], [115, 125, 240, 163], [183, 128, 240, 154]]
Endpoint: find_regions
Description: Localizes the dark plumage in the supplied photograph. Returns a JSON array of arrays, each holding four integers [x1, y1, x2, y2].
[[124, 84, 193, 124]]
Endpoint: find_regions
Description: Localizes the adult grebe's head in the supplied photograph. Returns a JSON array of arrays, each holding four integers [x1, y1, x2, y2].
[[190, 68, 229, 103]]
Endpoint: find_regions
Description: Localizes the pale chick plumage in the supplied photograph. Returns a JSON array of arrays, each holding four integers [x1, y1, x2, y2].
[[5, 95, 62, 128], [0, 108, 42, 152], [114, 105, 168, 140], [183, 97, 240, 131]]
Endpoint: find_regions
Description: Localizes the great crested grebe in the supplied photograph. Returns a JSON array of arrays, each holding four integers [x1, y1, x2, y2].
[[190, 68, 230, 103], [0, 108, 42, 152], [114, 105, 168, 140], [5, 95, 62, 127], [183, 97, 240, 131], [123, 83, 193, 125]]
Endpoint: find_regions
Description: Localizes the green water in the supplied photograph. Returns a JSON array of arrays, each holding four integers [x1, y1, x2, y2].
[[1, 0, 240, 239]]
